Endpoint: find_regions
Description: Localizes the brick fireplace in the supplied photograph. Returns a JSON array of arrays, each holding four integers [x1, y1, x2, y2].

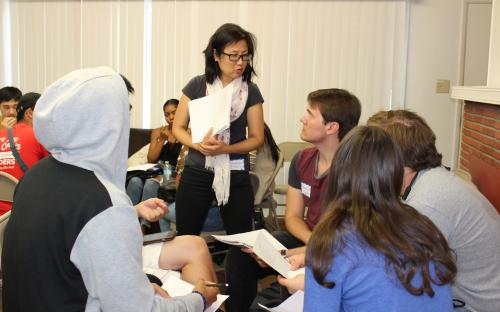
[[457, 99, 500, 212]]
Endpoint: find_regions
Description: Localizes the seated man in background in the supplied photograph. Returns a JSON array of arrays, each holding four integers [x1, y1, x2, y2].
[[368, 110, 500, 312], [0, 86, 22, 130], [0, 92, 48, 215], [2, 67, 217, 312], [225, 88, 362, 311]]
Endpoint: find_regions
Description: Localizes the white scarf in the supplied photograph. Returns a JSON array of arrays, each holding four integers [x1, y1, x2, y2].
[[205, 77, 248, 205]]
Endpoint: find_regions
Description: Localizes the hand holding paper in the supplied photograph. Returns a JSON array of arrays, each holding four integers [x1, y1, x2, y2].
[[212, 229, 286, 250], [161, 275, 228, 312], [277, 274, 305, 294], [212, 230, 304, 279], [287, 253, 306, 270], [197, 128, 228, 156], [252, 232, 305, 279]]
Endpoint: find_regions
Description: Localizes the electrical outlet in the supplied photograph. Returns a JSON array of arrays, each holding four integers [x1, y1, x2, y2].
[[436, 79, 450, 93]]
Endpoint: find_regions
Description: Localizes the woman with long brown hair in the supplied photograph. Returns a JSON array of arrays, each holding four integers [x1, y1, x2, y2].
[[304, 126, 456, 311]]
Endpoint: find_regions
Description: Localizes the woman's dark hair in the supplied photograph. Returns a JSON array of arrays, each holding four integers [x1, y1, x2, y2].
[[203, 23, 257, 84], [163, 98, 179, 111], [307, 126, 456, 296], [264, 123, 280, 164]]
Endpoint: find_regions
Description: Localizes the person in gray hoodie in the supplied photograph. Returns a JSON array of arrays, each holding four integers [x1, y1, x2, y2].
[[2, 67, 217, 311]]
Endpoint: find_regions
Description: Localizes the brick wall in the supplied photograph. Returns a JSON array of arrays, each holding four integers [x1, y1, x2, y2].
[[460, 101, 500, 212]]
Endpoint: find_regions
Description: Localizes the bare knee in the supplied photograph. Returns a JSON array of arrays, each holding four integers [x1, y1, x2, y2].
[[179, 235, 210, 259]]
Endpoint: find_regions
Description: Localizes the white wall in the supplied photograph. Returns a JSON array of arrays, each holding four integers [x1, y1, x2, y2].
[[405, 0, 462, 167], [1, 0, 407, 139], [487, 0, 500, 86], [2, 0, 477, 169], [463, 2, 492, 86]]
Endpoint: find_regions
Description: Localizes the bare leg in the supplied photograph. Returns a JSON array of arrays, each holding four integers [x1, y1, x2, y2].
[[158, 235, 218, 297]]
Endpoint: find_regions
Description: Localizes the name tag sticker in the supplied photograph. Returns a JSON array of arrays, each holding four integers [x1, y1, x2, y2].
[[230, 159, 245, 171], [301, 182, 311, 198]]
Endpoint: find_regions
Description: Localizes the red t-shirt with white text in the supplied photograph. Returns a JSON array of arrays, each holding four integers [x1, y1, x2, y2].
[[0, 123, 49, 214]]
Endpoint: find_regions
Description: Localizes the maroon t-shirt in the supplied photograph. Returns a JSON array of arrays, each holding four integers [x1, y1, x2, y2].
[[288, 147, 329, 229]]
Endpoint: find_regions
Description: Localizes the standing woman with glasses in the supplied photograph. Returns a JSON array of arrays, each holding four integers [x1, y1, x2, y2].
[[173, 23, 264, 236]]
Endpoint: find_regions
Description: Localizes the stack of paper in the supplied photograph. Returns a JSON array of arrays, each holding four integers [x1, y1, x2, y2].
[[127, 163, 157, 172], [189, 83, 233, 143]]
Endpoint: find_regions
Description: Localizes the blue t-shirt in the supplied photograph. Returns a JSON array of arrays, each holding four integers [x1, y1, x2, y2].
[[304, 231, 453, 312]]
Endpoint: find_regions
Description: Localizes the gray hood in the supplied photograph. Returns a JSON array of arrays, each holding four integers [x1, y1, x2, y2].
[[34, 67, 129, 189]]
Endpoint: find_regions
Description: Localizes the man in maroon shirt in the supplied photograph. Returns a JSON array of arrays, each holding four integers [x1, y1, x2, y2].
[[225, 88, 362, 311]]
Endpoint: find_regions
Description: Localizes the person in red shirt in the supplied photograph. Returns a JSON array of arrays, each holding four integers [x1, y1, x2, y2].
[[0, 92, 49, 214]]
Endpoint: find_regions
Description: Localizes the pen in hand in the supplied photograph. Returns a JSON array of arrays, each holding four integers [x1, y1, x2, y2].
[[205, 282, 229, 288]]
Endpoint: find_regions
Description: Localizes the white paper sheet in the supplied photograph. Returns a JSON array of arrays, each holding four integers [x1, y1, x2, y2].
[[162, 275, 229, 312], [212, 229, 286, 250], [127, 163, 157, 172], [189, 83, 233, 143], [257, 290, 304, 312]]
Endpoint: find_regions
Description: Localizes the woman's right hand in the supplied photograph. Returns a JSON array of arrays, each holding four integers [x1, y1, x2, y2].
[[159, 126, 169, 141], [192, 280, 218, 306], [277, 274, 305, 294]]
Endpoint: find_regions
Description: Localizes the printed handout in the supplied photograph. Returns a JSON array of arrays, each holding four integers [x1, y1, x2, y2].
[[189, 83, 233, 143]]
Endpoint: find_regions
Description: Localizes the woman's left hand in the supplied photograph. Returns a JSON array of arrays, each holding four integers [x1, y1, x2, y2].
[[197, 129, 228, 156], [198, 140, 228, 156], [287, 253, 306, 270]]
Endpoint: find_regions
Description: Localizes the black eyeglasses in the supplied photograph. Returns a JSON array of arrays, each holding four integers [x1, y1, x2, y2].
[[221, 52, 252, 62]]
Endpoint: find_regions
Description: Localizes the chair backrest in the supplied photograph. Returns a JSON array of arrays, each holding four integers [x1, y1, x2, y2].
[[278, 141, 314, 163], [0, 210, 12, 271], [253, 151, 284, 205], [268, 152, 284, 190], [249, 171, 260, 198], [128, 128, 153, 158], [0, 171, 19, 202]]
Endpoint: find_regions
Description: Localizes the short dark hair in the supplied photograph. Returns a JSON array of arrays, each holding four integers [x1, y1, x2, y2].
[[0, 86, 22, 104], [120, 74, 135, 94], [307, 88, 362, 140], [203, 23, 257, 84], [367, 110, 442, 171], [17, 92, 41, 121], [162, 98, 179, 111]]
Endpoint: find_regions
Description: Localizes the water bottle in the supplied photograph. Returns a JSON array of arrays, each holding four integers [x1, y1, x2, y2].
[[163, 161, 173, 181]]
